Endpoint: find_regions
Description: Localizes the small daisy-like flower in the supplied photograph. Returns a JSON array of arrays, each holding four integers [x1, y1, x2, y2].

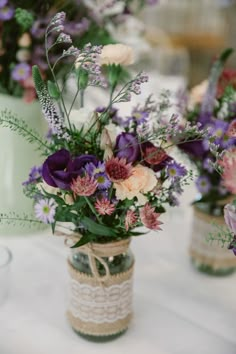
[[11, 63, 31, 81], [34, 198, 57, 224], [196, 175, 211, 195], [140, 203, 163, 230], [105, 157, 132, 182], [71, 174, 97, 196], [85, 162, 111, 190], [166, 161, 187, 180], [0, 5, 14, 21], [125, 210, 138, 231], [95, 198, 115, 215]]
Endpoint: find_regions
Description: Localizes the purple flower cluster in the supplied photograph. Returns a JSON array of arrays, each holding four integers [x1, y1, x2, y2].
[[85, 161, 111, 190], [130, 72, 149, 95], [23, 165, 42, 186]]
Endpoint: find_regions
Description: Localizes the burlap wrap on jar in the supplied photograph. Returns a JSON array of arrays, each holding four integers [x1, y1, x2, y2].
[[189, 206, 236, 271], [66, 238, 134, 337]]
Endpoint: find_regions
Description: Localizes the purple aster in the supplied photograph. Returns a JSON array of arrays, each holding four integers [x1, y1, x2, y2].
[[130, 109, 149, 125], [23, 165, 42, 186], [85, 162, 111, 190], [166, 161, 187, 180], [0, 5, 14, 20], [11, 63, 31, 81], [196, 176, 211, 195], [0, 0, 7, 7], [210, 120, 228, 143], [203, 157, 214, 173], [34, 198, 57, 224]]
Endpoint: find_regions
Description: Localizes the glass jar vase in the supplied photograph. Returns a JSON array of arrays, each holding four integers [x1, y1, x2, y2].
[[67, 238, 134, 342], [189, 201, 236, 276]]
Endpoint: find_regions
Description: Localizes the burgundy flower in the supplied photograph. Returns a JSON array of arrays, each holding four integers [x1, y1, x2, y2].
[[142, 142, 171, 172], [105, 157, 132, 182], [115, 132, 140, 163]]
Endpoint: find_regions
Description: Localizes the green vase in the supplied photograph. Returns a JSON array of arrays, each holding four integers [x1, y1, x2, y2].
[[190, 202, 236, 276], [67, 238, 134, 342], [0, 93, 45, 235]]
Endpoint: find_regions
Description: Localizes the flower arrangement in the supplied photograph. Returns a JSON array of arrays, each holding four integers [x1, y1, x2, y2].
[[178, 49, 236, 213], [0, 11, 206, 246], [0, 0, 157, 102]]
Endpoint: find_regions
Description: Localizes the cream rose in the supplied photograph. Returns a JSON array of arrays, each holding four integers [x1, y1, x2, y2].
[[100, 44, 135, 66], [70, 108, 98, 133], [189, 80, 208, 106], [18, 33, 32, 47], [37, 181, 59, 195], [114, 164, 157, 205]]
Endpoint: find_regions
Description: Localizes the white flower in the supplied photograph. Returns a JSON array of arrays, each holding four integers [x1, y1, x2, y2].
[[100, 123, 118, 159], [37, 182, 59, 195], [100, 44, 135, 66], [16, 49, 31, 62], [69, 108, 98, 133]]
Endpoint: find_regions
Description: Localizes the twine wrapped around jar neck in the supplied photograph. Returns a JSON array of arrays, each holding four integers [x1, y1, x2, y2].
[[56, 229, 130, 283]]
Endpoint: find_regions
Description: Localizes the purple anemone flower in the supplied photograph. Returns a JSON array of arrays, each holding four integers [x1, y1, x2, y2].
[[42, 149, 97, 190], [196, 175, 211, 195], [178, 140, 207, 158], [115, 132, 140, 163]]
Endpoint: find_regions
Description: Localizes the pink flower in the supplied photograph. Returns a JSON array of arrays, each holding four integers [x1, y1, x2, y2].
[[219, 148, 236, 194], [227, 120, 236, 138], [71, 174, 97, 196], [125, 210, 137, 231], [105, 157, 132, 182], [140, 203, 163, 230], [224, 203, 236, 234], [95, 198, 115, 215]]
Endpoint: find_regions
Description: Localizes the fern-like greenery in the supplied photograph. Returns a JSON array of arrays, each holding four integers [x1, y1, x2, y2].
[[0, 109, 51, 154], [0, 212, 44, 228]]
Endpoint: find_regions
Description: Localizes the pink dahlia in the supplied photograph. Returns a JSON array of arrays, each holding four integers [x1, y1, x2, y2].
[[95, 198, 115, 215], [219, 148, 236, 194], [125, 210, 138, 231], [105, 157, 132, 182], [71, 174, 97, 196], [140, 203, 163, 230]]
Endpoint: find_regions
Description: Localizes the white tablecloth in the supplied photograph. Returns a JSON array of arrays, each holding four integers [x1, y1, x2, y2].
[[1, 183, 236, 354]]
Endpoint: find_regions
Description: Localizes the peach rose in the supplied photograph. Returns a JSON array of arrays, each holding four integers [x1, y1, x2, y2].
[[114, 164, 157, 205], [100, 44, 135, 66]]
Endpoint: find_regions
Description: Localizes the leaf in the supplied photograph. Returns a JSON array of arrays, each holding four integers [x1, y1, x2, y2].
[[129, 231, 147, 237], [47, 80, 60, 99], [70, 233, 92, 248], [81, 216, 117, 237], [219, 48, 234, 63]]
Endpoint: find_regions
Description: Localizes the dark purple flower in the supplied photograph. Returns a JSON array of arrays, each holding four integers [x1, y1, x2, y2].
[[115, 132, 140, 163], [0, 5, 14, 20], [42, 149, 97, 190], [42, 149, 72, 190], [178, 140, 207, 158]]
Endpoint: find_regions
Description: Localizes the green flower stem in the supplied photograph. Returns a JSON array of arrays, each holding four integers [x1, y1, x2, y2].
[[83, 196, 102, 223]]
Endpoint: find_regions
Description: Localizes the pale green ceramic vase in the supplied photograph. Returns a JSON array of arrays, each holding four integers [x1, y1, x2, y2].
[[0, 93, 45, 234]]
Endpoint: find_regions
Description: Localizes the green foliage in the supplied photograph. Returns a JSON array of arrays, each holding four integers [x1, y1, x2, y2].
[[47, 80, 60, 100], [0, 109, 50, 153], [15, 8, 34, 31], [0, 212, 44, 228]]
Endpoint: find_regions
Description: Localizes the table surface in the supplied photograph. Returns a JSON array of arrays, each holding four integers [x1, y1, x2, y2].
[[1, 183, 236, 354]]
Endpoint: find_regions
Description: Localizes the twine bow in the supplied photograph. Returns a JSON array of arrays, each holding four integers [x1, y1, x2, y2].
[[55, 229, 130, 283]]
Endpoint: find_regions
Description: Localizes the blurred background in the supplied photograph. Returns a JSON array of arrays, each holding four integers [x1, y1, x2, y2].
[[141, 0, 236, 86]]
